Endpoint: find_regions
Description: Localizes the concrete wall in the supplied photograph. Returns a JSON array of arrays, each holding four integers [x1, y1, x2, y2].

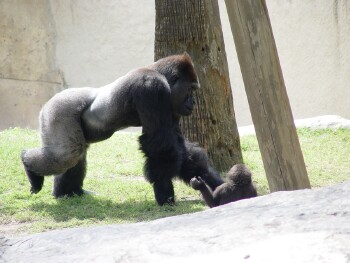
[[50, 0, 155, 87], [221, 0, 350, 125], [0, 0, 349, 130], [0, 0, 63, 130]]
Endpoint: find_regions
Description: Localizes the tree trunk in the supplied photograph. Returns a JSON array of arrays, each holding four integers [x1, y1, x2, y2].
[[225, 0, 311, 191], [154, 0, 242, 171]]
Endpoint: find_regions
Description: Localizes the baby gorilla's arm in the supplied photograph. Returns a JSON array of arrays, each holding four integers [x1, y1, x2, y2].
[[190, 177, 217, 208]]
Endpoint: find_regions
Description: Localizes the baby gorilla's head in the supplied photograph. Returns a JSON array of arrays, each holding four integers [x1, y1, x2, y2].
[[227, 164, 253, 186]]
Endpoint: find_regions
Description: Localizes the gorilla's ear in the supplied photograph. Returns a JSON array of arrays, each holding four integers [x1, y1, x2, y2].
[[183, 51, 190, 57]]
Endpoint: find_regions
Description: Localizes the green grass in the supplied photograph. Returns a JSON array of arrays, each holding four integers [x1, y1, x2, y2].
[[0, 128, 349, 236], [241, 128, 350, 195]]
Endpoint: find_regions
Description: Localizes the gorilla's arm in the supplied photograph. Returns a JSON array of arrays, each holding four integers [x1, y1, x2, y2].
[[190, 177, 218, 208], [180, 141, 224, 191]]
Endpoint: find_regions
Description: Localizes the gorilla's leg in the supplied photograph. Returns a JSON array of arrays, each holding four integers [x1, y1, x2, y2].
[[21, 156, 44, 194], [53, 155, 87, 198], [21, 112, 87, 195], [153, 177, 175, 206], [21, 145, 84, 175], [21, 146, 86, 195]]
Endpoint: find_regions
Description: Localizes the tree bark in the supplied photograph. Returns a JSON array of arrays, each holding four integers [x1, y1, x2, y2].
[[154, 0, 242, 171], [225, 0, 310, 191]]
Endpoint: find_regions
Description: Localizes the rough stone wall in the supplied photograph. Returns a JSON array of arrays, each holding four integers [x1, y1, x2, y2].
[[0, 0, 63, 130]]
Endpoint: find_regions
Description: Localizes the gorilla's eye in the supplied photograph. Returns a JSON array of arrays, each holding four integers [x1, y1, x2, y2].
[[191, 83, 200, 91], [171, 75, 179, 85]]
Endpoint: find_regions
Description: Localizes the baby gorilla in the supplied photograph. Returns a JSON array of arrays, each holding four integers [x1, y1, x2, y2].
[[190, 164, 257, 207]]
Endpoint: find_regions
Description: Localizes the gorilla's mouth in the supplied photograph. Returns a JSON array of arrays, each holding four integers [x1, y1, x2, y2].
[[184, 105, 194, 114], [181, 106, 193, 116], [185, 104, 193, 111]]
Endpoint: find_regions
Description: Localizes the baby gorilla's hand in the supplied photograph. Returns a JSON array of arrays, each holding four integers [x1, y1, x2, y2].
[[190, 176, 205, 190]]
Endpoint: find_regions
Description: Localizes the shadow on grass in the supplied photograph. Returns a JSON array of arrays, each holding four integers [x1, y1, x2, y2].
[[29, 194, 205, 223]]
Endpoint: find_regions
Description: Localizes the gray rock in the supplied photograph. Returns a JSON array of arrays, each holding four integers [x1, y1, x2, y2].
[[294, 115, 350, 130], [1, 181, 349, 263], [120, 115, 350, 136], [238, 115, 350, 136]]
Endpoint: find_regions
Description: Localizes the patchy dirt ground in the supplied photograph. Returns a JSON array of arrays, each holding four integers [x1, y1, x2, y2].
[[0, 222, 32, 238]]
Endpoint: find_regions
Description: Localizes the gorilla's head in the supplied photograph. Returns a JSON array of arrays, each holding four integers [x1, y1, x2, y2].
[[151, 53, 200, 116], [227, 164, 253, 186]]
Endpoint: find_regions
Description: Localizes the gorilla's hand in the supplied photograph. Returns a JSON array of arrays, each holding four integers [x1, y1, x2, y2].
[[190, 176, 205, 190]]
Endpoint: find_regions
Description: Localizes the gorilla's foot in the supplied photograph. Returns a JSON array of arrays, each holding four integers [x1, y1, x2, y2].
[[157, 196, 175, 206], [52, 188, 85, 198], [166, 196, 175, 206], [21, 151, 44, 194], [23, 166, 44, 194], [72, 188, 85, 196]]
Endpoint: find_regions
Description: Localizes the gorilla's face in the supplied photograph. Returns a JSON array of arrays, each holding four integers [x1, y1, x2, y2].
[[171, 79, 199, 116], [169, 54, 200, 116]]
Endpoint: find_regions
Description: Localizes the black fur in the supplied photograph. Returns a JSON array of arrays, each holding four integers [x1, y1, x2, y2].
[[21, 53, 222, 205], [139, 131, 224, 205], [180, 142, 224, 190], [190, 164, 257, 207], [52, 155, 87, 197]]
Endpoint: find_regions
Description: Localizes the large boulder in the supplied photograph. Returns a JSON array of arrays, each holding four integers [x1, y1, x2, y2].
[[1, 181, 349, 263]]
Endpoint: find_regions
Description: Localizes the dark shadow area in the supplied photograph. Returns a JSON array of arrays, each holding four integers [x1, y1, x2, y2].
[[29, 194, 204, 223]]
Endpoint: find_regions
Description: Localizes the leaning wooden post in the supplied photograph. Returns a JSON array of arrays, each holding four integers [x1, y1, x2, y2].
[[225, 0, 310, 191]]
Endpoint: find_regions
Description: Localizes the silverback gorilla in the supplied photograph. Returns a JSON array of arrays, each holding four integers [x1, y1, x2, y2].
[[190, 164, 257, 207], [21, 53, 224, 205]]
